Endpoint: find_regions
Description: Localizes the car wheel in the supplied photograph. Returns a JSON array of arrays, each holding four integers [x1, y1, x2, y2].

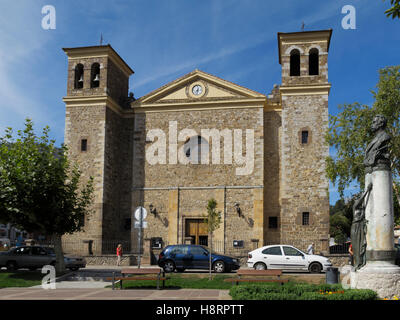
[[309, 262, 322, 273], [254, 262, 267, 270], [6, 261, 17, 271], [213, 261, 225, 273], [163, 260, 175, 273], [176, 268, 185, 273]]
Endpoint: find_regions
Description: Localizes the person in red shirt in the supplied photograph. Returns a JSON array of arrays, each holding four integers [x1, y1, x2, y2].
[[116, 244, 123, 266]]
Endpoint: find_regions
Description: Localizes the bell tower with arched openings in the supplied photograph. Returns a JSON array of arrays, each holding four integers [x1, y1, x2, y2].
[[277, 30, 332, 253], [62, 45, 135, 254]]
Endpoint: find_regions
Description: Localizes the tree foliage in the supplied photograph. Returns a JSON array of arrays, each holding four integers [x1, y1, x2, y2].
[[204, 198, 221, 280], [326, 65, 400, 203], [385, 0, 400, 19], [0, 119, 94, 272]]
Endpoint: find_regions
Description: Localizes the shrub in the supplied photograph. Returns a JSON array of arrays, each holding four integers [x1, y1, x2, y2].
[[229, 283, 377, 300]]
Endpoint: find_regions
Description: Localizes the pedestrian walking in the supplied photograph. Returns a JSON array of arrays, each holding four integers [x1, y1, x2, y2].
[[307, 243, 314, 255], [116, 244, 123, 266], [348, 243, 354, 266]]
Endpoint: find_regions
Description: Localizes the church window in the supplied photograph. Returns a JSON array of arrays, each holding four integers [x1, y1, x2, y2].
[[301, 130, 309, 144], [309, 48, 319, 76], [74, 64, 84, 89], [269, 217, 278, 229], [91, 63, 100, 88], [290, 49, 300, 76], [81, 139, 88, 152], [302, 212, 310, 226], [183, 136, 209, 164]]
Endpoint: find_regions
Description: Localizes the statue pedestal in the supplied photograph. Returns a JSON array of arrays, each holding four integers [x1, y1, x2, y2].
[[350, 168, 400, 299], [350, 265, 400, 299]]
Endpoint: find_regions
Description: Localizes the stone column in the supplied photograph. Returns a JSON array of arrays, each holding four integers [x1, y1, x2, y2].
[[364, 169, 397, 269]]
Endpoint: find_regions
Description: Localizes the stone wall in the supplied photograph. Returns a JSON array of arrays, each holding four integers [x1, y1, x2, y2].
[[263, 110, 282, 244], [280, 93, 330, 253], [63, 104, 106, 250], [131, 106, 267, 253]]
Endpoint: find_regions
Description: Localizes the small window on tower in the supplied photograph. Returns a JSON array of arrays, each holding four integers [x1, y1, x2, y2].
[[74, 64, 84, 89], [301, 130, 309, 144], [290, 49, 300, 76], [302, 212, 310, 226], [309, 48, 319, 76], [91, 63, 100, 88], [269, 217, 278, 229], [81, 139, 88, 152]]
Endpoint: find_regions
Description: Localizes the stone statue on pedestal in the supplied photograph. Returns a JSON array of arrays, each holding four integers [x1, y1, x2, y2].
[[363, 114, 391, 172], [351, 183, 372, 270], [350, 114, 400, 299]]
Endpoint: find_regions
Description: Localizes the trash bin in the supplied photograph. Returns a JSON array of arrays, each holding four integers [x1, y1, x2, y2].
[[326, 267, 340, 284]]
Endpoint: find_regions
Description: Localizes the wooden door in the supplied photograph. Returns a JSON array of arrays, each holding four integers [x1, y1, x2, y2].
[[185, 219, 208, 245]]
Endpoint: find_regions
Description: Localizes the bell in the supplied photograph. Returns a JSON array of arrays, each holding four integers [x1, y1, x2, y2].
[[78, 75, 83, 83], [93, 74, 100, 82]]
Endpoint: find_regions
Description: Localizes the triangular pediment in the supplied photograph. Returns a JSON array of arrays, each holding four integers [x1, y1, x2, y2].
[[132, 70, 266, 110]]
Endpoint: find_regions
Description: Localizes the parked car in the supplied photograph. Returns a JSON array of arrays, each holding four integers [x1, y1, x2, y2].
[[158, 244, 240, 273], [247, 244, 332, 273], [0, 245, 86, 271]]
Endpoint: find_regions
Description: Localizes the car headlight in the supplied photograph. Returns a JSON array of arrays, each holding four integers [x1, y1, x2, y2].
[[232, 259, 238, 263], [325, 259, 331, 264]]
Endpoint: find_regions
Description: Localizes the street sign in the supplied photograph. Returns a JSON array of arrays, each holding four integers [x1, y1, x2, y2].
[[134, 206, 147, 221], [134, 221, 148, 229]]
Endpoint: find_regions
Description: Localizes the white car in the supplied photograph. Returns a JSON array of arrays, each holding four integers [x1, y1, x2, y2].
[[247, 245, 332, 273]]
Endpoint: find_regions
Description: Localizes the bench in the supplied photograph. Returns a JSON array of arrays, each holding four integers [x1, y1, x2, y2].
[[224, 269, 288, 286], [107, 268, 168, 290]]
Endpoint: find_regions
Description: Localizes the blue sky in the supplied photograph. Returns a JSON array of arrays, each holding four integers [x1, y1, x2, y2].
[[0, 0, 399, 204]]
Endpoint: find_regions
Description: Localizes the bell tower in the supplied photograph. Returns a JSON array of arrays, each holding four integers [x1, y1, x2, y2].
[[277, 30, 332, 254], [62, 45, 134, 254]]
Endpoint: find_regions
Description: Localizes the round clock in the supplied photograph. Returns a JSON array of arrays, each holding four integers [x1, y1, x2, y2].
[[192, 84, 203, 96]]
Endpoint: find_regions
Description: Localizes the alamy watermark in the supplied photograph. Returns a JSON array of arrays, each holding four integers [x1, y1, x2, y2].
[[342, 5, 356, 29], [41, 5, 56, 30], [145, 121, 255, 176], [41, 265, 56, 289]]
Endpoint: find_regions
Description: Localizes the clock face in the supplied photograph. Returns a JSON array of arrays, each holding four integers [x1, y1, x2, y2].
[[192, 84, 203, 96]]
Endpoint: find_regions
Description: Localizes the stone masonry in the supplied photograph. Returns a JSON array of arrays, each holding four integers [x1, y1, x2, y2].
[[62, 30, 332, 258]]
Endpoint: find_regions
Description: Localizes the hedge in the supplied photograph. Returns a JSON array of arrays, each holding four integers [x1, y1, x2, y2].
[[229, 283, 377, 300]]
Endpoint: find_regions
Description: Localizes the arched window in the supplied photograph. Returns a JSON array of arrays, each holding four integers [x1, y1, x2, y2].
[[289, 49, 300, 76], [183, 136, 209, 164], [309, 48, 319, 76], [90, 63, 100, 88], [74, 64, 84, 89]]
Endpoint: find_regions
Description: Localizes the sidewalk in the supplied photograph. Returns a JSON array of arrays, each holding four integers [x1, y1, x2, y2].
[[0, 288, 232, 300]]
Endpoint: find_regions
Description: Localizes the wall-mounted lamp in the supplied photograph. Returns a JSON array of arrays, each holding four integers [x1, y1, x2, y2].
[[234, 203, 242, 218], [149, 204, 157, 217]]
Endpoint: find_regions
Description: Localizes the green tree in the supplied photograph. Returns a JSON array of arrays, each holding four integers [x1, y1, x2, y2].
[[385, 0, 400, 19], [326, 65, 400, 223], [329, 196, 356, 243], [204, 198, 221, 280], [0, 119, 94, 273]]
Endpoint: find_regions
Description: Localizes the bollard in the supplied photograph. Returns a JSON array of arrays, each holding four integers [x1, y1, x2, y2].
[[326, 267, 339, 284]]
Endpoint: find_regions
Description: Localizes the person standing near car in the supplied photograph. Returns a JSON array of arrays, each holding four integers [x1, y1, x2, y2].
[[116, 244, 123, 266], [307, 243, 314, 255]]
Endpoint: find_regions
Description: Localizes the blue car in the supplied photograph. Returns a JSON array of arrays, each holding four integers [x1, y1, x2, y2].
[[158, 244, 240, 273]]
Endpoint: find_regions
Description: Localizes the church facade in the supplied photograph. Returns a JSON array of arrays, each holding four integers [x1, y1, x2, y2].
[[62, 29, 332, 256]]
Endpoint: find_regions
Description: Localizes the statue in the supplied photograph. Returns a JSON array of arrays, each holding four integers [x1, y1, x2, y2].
[[363, 114, 391, 173], [351, 183, 372, 270]]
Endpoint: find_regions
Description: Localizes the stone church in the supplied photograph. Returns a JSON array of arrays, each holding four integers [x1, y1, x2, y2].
[[62, 29, 332, 256]]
